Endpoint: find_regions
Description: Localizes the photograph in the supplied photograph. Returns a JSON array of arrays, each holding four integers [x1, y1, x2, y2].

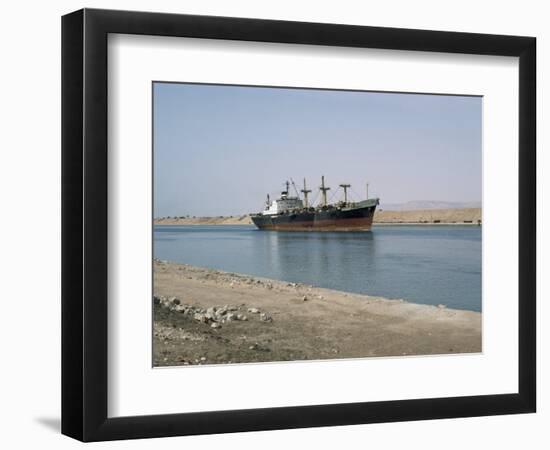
[[152, 82, 483, 367], [0, 0, 541, 446]]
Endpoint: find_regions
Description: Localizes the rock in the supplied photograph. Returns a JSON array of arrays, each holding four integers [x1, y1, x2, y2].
[[206, 307, 216, 315], [247, 308, 260, 314], [240, 315, 248, 321], [200, 356, 206, 361], [302, 295, 308, 302], [249, 344, 258, 350], [194, 313, 208, 323], [153, 296, 161, 305], [226, 313, 236, 322], [169, 297, 180, 305], [210, 322, 221, 329], [260, 313, 272, 322], [437, 304, 447, 309]]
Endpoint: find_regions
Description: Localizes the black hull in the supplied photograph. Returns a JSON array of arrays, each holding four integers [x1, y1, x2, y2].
[[251, 201, 377, 231]]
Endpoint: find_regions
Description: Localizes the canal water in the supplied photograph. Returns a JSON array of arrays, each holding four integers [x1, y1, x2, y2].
[[154, 225, 482, 312]]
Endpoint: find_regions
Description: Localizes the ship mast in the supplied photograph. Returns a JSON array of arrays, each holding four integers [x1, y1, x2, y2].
[[339, 183, 351, 204], [320, 175, 331, 206], [301, 178, 312, 208], [290, 178, 301, 198]]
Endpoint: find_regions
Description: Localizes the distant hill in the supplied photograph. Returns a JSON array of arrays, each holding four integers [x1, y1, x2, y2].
[[379, 201, 482, 211]]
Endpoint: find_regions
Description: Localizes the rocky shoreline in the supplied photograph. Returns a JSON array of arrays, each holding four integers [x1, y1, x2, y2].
[[153, 260, 481, 366]]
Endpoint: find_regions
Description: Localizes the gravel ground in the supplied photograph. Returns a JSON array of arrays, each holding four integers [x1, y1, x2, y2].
[[153, 260, 481, 366]]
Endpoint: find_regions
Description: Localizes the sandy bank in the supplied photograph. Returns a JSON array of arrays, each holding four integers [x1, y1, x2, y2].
[[154, 208, 481, 226], [155, 215, 253, 226], [153, 260, 481, 366], [374, 208, 481, 224]]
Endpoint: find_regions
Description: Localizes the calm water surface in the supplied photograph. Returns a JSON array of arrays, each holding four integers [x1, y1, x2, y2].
[[154, 225, 481, 312]]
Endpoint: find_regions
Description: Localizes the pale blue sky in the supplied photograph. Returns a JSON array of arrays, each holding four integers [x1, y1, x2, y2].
[[154, 82, 481, 217]]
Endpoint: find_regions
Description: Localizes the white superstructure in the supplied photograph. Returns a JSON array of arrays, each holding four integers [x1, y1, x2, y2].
[[261, 182, 303, 216]]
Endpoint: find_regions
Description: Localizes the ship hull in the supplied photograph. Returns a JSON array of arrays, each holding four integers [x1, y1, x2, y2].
[[251, 200, 377, 232]]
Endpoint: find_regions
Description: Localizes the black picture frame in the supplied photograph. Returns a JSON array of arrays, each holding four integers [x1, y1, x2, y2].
[[61, 8, 536, 442]]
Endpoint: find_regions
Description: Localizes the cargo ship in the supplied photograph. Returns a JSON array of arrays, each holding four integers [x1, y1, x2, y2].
[[250, 176, 379, 231]]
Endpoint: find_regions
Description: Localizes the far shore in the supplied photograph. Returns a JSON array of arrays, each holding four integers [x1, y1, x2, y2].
[[154, 207, 482, 227], [153, 260, 481, 366]]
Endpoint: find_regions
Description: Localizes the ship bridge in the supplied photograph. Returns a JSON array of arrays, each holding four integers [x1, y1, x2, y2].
[[261, 181, 303, 216]]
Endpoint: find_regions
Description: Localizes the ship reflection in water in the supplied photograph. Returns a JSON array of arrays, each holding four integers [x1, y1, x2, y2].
[[154, 225, 481, 312], [261, 231, 378, 294]]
